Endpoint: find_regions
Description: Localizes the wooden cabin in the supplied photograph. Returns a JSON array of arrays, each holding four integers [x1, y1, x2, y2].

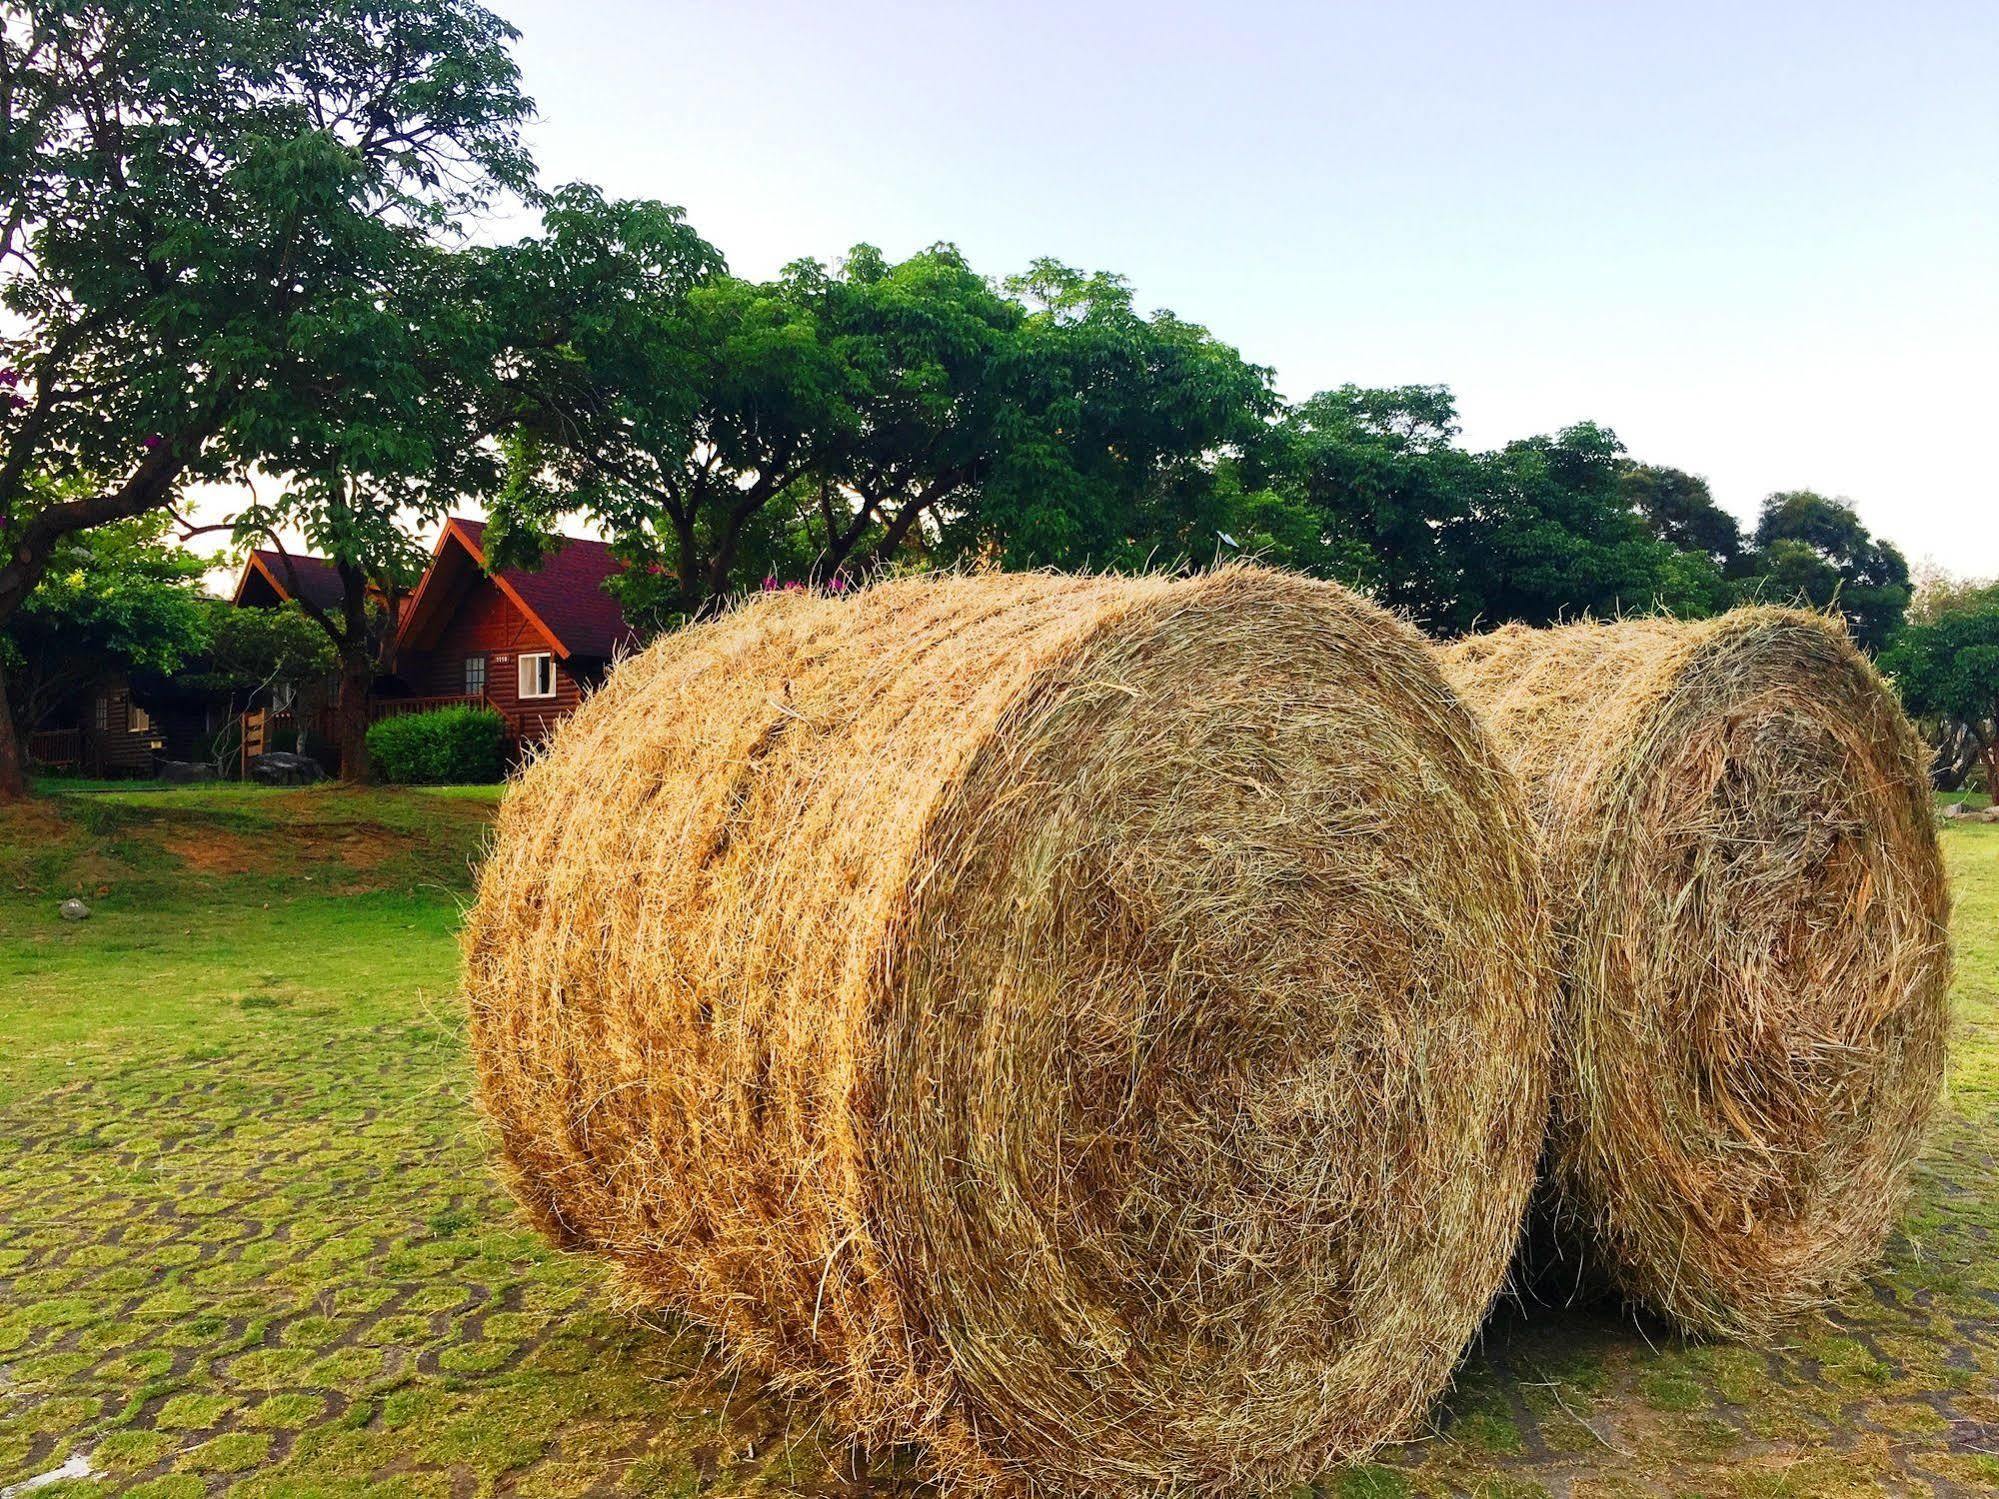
[[389, 519, 635, 747], [208, 521, 630, 775], [29, 521, 632, 781], [55, 674, 167, 774], [231, 549, 351, 617]]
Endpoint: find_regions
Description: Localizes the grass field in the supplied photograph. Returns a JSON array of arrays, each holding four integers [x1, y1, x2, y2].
[[0, 783, 1994, 1496]]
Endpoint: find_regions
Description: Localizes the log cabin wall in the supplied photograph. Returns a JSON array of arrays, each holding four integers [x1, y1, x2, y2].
[[406, 580, 584, 742], [86, 676, 165, 774]]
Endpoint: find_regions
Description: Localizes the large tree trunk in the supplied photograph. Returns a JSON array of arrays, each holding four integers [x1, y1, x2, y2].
[[0, 668, 27, 801], [1931, 721, 1979, 791], [335, 645, 372, 783]]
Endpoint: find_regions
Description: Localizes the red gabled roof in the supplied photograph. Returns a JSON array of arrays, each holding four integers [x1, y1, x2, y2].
[[232, 549, 347, 615], [397, 517, 636, 661]]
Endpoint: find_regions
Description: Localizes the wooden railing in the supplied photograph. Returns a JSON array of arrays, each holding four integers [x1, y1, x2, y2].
[[366, 692, 490, 723], [28, 728, 82, 770]]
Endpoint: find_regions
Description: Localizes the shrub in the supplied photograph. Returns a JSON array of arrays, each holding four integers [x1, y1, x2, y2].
[[366, 706, 506, 785]]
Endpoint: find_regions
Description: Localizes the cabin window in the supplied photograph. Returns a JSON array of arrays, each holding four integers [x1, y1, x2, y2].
[[129, 705, 152, 734], [464, 655, 487, 697], [94, 696, 109, 731], [518, 652, 556, 699]]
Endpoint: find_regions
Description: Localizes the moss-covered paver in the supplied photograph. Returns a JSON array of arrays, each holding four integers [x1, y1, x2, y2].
[[1, 787, 1994, 1495]]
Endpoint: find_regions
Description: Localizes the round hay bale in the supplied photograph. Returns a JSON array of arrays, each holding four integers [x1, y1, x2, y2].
[[1440, 608, 1951, 1338], [465, 567, 1551, 1494]]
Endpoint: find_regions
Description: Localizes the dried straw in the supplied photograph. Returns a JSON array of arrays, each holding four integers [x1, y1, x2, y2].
[[465, 567, 1551, 1494], [1440, 608, 1951, 1337]]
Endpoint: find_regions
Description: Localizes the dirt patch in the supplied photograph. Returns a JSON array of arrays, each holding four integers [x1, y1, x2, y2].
[[158, 831, 277, 877], [317, 825, 400, 872], [0, 800, 71, 847]]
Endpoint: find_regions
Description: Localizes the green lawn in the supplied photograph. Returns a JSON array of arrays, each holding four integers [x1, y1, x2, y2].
[[1, 786, 1995, 1496]]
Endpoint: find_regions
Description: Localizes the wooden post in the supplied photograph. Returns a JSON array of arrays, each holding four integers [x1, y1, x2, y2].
[[241, 708, 267, 779]]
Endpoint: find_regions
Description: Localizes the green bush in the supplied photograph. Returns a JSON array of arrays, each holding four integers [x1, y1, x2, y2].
[[365, 706, 506, 785]]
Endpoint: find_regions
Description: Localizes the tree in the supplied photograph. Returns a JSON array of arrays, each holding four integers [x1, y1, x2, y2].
[[1619, 463, 1744, 568], [231, 243, 508, 780], [0, 507, 208, 742], [1444, 424, 1727, 632], [1272, 385, 1479, 625], [1881, 583, 1999, 794], [801, 252, 1277, 581], [483, 188, 829, 626], [492, 230, 1279, 621], [0, 0, 534, 795], [786, 243, 1022, 578], [188, 596, 337, 766], [1742, 491, 1910, 652], [953, 260, 1278, 571]]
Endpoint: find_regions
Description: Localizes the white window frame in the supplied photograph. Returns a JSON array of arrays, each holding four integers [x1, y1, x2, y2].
[[464, 654, 487, 697], [517, 652, 556, 700]]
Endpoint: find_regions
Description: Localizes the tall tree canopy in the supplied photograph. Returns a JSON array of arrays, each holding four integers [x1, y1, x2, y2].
[[489, 221, 1278, 624], [1882, 582, 1999, 794], [1743, 490, 1911, 651], [1620, 463, 1744, 567], [0, 0, 534, 792], [1447, 424, 1728, 631], [954, 260, 1278, 571], [782, 243, 1021, 578], [1259, 398, 1729, 633], [1271, 384, 1476, 622], [231, 245, 510, 779], [482, 186, 828, 628]]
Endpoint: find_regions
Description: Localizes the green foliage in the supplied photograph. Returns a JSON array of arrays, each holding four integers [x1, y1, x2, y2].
[[960, 258, 1278, 571], [489, 219, 1277, 617], [364, 706, 506, 784], [0, 0, 536, 787], [1882, 582, 1999, 789], [1744, 491, 1911, 651], [190, 600, 337, 692], [478, 185, 794, 625], [1, 509, 211, 728], [1260, 394, 1728, 633], [1270, 384, 1477, 619], [0, 0, 536, 600], [1620, 463, 1744, 566], [1450, 423, 1726, 631]]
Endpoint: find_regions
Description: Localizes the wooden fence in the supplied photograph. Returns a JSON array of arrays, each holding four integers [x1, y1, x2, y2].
[[27, 728, 83, 771]]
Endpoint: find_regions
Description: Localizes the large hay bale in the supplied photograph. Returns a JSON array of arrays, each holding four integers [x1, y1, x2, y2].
[[465, 568, 1551, 1494], [1440, 609, 1951, 1337]]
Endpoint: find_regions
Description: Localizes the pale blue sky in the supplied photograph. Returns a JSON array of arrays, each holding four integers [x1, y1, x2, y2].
[[471, 0, 1996, 572], [191, 1, 1991, 581]]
